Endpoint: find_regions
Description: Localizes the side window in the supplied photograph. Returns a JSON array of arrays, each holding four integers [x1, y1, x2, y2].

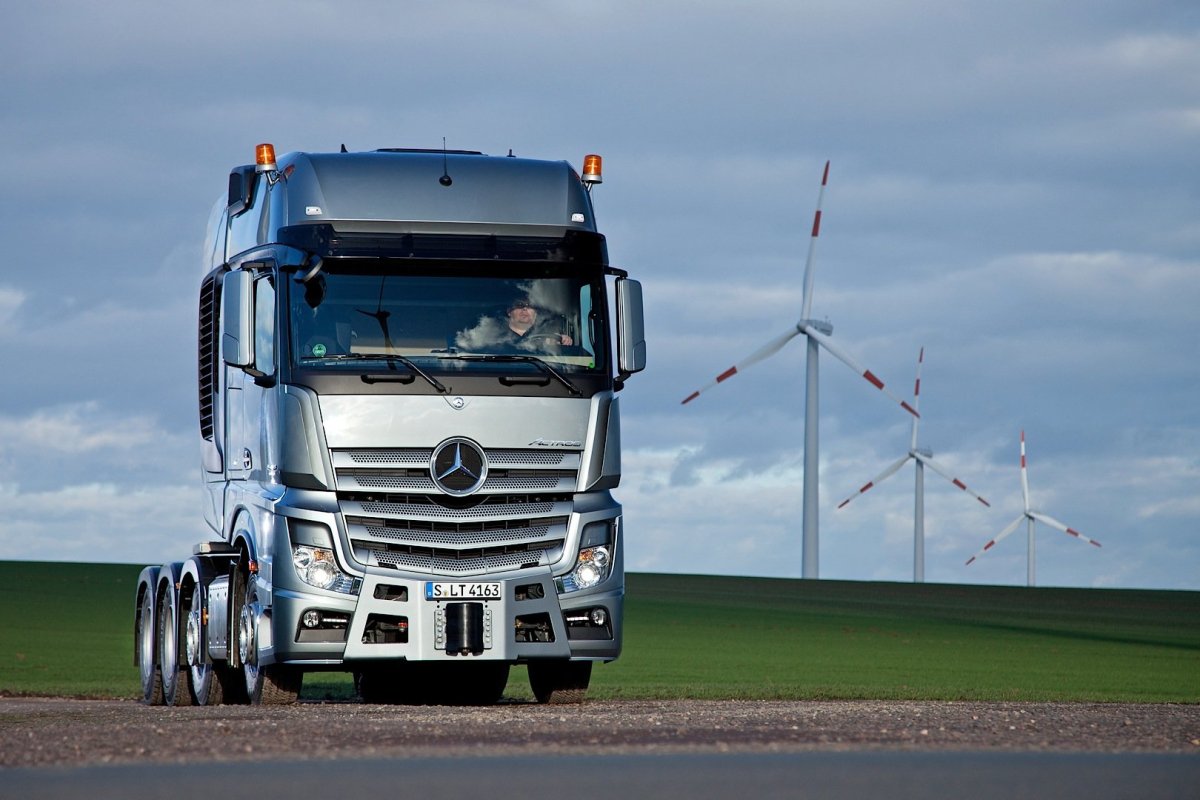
[[254, 276, 275, 377], [198, 272, 221, 441], [227, 176, 268, 257], [578, 285, 595, 357]]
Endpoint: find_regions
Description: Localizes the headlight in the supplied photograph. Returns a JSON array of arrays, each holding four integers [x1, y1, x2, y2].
[[292, 545, 341, 591], [288, 520, 359, 595], [572, 547, 610, 589], [559, 519, 616, 593]]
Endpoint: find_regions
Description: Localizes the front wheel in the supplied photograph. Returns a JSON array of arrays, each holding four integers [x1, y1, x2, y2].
[[528, 660, 592, 704], [237, 572, 302, 705], [185, 582, 241, 705]]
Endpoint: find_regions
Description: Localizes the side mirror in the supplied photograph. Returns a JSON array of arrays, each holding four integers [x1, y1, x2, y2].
[[221, 269, 254, 368], [616, 278, 646, 379]]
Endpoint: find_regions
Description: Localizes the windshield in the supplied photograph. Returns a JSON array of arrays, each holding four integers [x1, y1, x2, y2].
[[288, 263, 608, 376]]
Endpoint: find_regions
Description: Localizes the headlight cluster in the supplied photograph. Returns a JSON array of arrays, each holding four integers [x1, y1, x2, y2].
[[292, 545, 343, 591], [560, 520, 616, 593], [571, 546, 611, 589], [288, 520, 358, 595]]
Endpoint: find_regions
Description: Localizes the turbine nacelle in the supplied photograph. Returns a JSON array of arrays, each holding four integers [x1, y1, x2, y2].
[[798, 319, 833, 336]]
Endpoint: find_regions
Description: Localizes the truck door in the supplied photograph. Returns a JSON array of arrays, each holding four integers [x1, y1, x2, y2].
[[225, 271, 276, 488]]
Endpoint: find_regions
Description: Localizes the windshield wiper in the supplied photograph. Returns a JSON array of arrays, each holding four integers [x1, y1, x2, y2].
[[442, 354, 582, 396], [310, 353, 448, 393]]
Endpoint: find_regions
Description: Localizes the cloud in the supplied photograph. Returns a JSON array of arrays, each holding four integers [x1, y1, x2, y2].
[[0, 402, 167, 454], [0, 403, 193, 495], [0, 481, 200, 565], [0, 286, 24, 330]]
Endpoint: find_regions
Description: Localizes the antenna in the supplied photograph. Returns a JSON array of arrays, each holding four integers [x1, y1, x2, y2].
[[439, 137, 453, 186]]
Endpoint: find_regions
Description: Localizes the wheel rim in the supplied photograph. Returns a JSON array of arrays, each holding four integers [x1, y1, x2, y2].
[[186, 591, 201, 667], [239, 590, 261, 692], [138, 595, 155, 687], [158, 590, 177, 693], [238, 600, 255, 665], [185, 607, 201, 665]]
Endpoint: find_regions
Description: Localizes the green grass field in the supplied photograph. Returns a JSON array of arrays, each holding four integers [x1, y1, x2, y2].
[[1, 562, 1197, 702]]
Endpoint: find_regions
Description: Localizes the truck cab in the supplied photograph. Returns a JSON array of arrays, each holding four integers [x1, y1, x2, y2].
[[134, 145, 645, 705]]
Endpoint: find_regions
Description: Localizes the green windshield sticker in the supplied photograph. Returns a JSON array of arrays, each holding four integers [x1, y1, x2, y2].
[[312, 343, 327, 357]]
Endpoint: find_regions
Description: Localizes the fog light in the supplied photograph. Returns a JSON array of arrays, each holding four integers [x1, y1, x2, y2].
[[590, 607, 608, 626], [302, 610, 321, 628]]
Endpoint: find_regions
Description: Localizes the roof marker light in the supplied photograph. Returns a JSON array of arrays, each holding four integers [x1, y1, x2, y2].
[[582, 154, 603, 185], [255, 143, 277, 173]]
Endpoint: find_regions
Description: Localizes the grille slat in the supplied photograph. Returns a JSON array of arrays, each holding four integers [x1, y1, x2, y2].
[[370, 548, 554, 575], [347, 498, 566, 521]]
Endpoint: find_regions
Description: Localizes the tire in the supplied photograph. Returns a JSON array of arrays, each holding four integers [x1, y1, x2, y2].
[[247, 662, 303, 705], [237, 569, 302, 705], [185, 582, 240, 705], [136, 587, 163, 705], [528, 660, 592, 704], [159, 584, 194, 706]]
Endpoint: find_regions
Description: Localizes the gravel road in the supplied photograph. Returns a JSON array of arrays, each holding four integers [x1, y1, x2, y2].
[[2, 698, 1198, 768]]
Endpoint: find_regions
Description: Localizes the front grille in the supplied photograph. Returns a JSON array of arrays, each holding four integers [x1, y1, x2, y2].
[[333, 448, 581, 576]]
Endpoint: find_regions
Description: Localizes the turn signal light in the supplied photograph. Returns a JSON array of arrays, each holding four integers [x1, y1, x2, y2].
[[582, 154, 603, 184]]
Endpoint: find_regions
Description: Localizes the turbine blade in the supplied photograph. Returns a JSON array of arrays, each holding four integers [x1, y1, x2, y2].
[[804, 325, 920, 418], [910, 346, 924, 450], [799, 160, 830, 321], [1028, 511, 1102, 548], [1020, 430, 1031, 511], [913, 452, 991, 507], [965, 514, 1025, 565], [836, 454, 912, 509], [681, 327, 802, 404]]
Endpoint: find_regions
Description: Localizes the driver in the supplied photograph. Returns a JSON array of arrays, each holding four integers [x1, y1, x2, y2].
[[501, 297, 573, 346]]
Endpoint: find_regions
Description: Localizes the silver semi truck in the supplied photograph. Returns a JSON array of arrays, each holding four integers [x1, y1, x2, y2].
[[134, 144, 646, 705]]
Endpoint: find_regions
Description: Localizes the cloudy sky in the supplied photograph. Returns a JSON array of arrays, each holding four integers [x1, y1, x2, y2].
[[2, 1, 1196, 589]]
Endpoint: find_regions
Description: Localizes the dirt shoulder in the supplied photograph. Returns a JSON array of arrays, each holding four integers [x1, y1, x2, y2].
[[1, 697, 1198, 768]]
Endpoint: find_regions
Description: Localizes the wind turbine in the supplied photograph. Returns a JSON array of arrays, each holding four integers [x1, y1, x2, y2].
[[835, 347, 990, 583], [965, 430, 1101, 586], [681, 161, 918, 579]]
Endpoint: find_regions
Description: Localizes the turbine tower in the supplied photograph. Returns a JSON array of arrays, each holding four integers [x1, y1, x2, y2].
[[835, 347, 990, 582], [965, 430, 1101, 586], [681, 161, 918, 579]]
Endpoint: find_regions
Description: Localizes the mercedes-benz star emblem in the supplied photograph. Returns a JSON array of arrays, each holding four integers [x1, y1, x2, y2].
[[430, 438, 488, 496]]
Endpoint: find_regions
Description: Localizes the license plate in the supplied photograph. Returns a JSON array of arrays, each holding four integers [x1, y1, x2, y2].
[[425, 582, 502, 601]]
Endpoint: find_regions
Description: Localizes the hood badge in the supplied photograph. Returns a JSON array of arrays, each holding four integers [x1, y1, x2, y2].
[[430, 438, 488, 496], [528, 438, 583, 448]]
